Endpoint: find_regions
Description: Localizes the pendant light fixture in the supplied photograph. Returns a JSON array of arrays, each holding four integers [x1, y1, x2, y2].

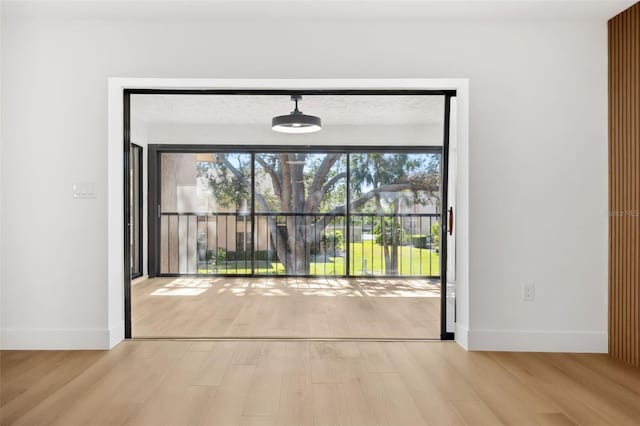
[[272, 95, 322, 133]]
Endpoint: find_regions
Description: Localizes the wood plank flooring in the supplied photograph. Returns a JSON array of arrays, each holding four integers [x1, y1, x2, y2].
[[2, 341, 640, 425], [132, 277, 441, 338]]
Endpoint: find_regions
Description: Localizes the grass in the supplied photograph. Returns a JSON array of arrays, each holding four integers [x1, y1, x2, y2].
[[197, 241, 440, 276], [350, 240, 440, 276]]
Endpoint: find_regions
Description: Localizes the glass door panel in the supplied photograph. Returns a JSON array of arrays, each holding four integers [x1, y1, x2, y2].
[[159, 152, 252, 274], [254, 153, 347, 276], [348, 152, 441, 277]]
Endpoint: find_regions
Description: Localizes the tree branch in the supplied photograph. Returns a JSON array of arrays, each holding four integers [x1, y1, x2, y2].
[[309, 154, 341, 196], [311, 180, 438, 236], [290, 154, 306, 213], [279, 154, 292, 211], [322, 172, 347, 194], [304, 154, 343, 213], [255, 155, 282, 197], [303, 171, 347, 214], [216, 154, 248, 186]]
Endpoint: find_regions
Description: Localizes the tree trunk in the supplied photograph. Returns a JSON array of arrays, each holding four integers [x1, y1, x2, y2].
[[282, 216, 310, 275], [278, 155, 310, 275], [389, 201, 399, 275], [374, 193, 392, 274], [265, 217, 288, 274]]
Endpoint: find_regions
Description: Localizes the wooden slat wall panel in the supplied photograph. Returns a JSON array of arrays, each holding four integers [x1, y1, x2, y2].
[[609, 2, 640, 366]]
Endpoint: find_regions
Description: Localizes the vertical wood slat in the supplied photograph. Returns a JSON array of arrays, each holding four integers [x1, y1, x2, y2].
[[609, 2, 640, 366]]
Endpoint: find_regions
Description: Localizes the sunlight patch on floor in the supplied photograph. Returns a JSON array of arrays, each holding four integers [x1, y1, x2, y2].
[[150, 277, 440, 298], [150, 278, 213, 296]]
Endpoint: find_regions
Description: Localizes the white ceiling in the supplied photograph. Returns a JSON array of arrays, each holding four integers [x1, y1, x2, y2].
[[4, 0, 635, 22], [131, 94, 445, 126]]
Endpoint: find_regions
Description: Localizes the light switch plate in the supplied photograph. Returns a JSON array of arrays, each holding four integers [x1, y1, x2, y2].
[[73, 182, 96, 199], [523, 283, 535, 302]]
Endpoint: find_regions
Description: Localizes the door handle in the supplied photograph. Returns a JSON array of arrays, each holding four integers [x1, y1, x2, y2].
[[448, 207, 454, 236]]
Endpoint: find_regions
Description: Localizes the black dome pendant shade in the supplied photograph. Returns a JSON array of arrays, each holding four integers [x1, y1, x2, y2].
[[272, 95, 322, 133]]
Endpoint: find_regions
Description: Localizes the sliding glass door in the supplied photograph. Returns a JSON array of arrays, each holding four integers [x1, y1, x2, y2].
[[254, 152, 347, 276], [348, 153, 441, 277], [151, 147, 441, 279]]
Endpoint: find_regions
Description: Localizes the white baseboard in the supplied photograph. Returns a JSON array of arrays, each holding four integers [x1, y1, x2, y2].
[[455, 324, 469, 349], [0, 327, 112, 350], [466, 328, 607, 353], [108, 321, 125, 348], [0, 325, 606, 353]]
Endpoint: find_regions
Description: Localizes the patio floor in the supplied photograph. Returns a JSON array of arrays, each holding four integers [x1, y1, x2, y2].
[[132, 277, 441, 339]]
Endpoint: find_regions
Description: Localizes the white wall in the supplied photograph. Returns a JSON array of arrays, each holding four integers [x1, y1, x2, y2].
[[1, 9, 608, 350], [0, 2, 3, 345]]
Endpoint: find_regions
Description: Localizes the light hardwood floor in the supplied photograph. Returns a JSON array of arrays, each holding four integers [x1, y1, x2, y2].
[[2, 340, 640, 425], [132, 277, 441, 338]]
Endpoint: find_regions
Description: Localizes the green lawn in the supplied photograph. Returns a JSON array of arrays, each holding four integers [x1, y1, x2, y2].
[[349, 240, 440, 276], [198, 241, 439, 276]]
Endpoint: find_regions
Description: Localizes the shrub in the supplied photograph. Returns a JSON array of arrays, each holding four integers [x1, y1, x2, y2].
[[207, 249, 279, 262], [430, 221, 440, 252], [208, 248, 226, 269], [255, 250, 279, 261], [322, 230, 344, 251], [411, 234, 428, 248], [373, 218, 409, 246]]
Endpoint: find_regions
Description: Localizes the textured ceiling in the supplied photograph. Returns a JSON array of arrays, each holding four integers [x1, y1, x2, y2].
[[131, 94, 445, 127]]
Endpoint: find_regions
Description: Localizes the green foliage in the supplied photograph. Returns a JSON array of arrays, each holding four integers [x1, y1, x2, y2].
[[208, 248, 227, 270], [317, 156, 347, 213], [322, 230, 344, 250], [411, 234, 428, 249], [207, 249, 278, 262], [197, 154, 251, 209], [254, 250, 279, 261], [430, 221, 440, 239], [349, 153, 440, 211], [430, 221, 440, 252], [372, 218, 409, 246]]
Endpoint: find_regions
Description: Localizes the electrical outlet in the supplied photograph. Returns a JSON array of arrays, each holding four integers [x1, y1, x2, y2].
[[523, 283, 535, 302]]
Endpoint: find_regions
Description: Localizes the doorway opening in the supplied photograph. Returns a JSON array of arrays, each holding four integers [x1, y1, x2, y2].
[[124, 90, 455, 340]]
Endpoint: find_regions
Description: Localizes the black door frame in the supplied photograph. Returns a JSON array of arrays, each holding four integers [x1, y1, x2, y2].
[[123, 89, 456, 340], [130, 143, 144, 279], [441, 94, 454, 340]]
